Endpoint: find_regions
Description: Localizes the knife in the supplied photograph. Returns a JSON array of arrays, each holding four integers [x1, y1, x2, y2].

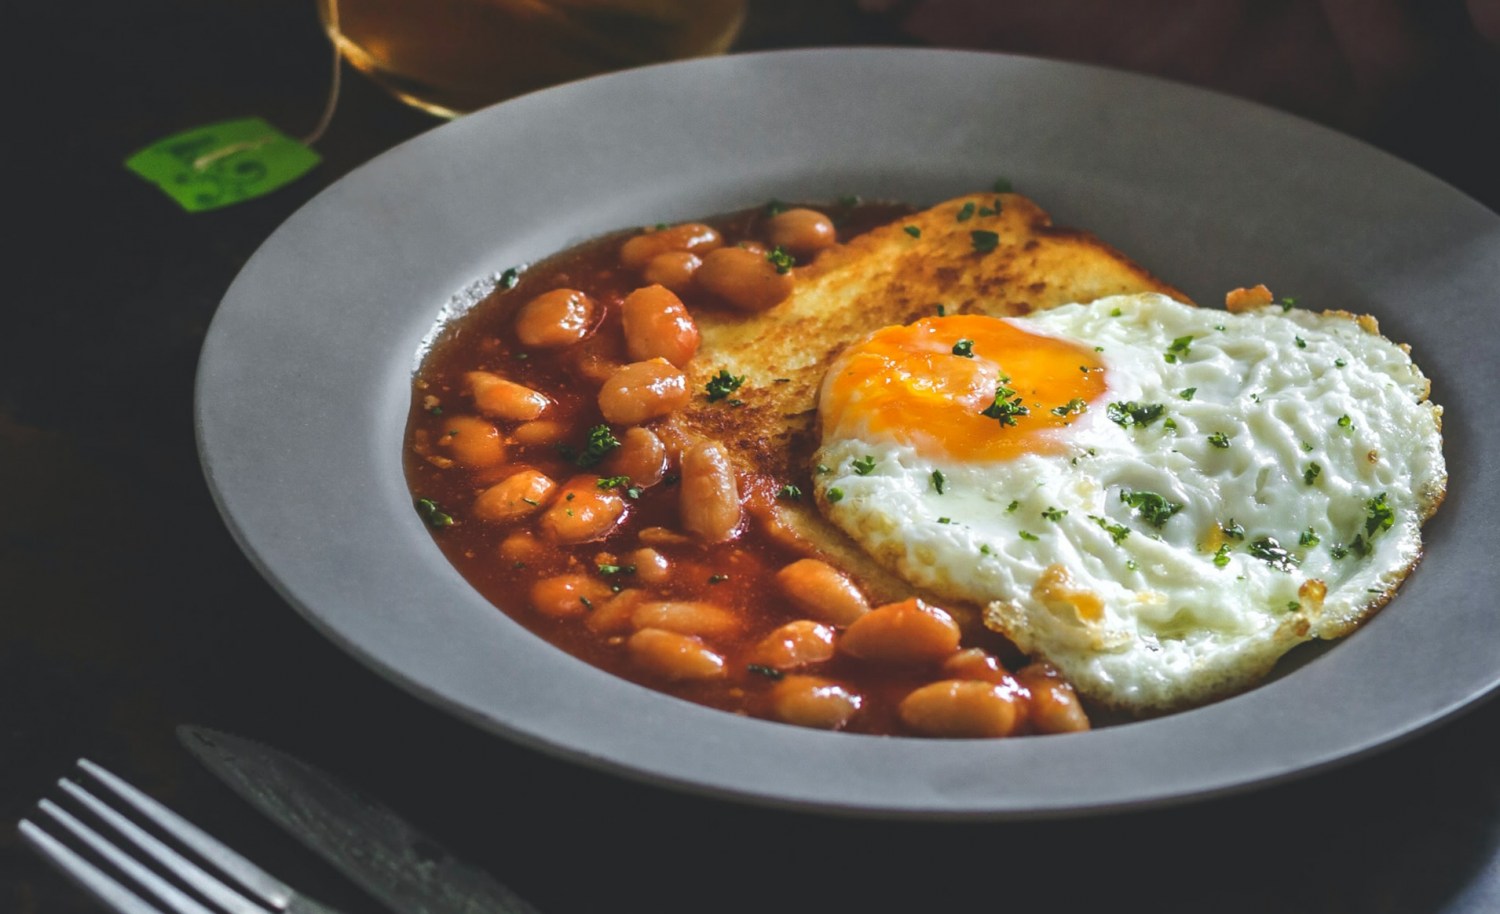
[[177, 725, 541, 914]]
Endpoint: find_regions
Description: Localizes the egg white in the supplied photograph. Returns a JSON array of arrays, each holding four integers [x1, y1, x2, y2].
[[815, 292, 1446, 712]]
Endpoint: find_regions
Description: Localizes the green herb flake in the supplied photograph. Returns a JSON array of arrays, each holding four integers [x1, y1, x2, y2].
[[980, 543, 993, 555], [1213, 544, 1232, 568], [952, 338, 975, 358], [777, 484, 802, 500], [1295, 336, 1307, 349], [596, 475, 630, 490], [747, 663, 784, 680], [1221, 520, 1246, 540], [498, 267, 521, 289], [1338, 414, 1353, 432], [708, 574, 729, 584], [766, 246, 796, 274], [956, 201, 976, 222], [1298, 527, 1321, 547], [415, 498, 454, 528], [1286, 600, 1301, 612], [1050, 398, 1088, 418], [1335, 358, 1348, 368], [1248, 536, 1299, 572], [704, 369, 746, 402], [1089, 515, 1131, 544], [1041, 506, 1068, 522], [1017, 531, 1039, 542], [1120, 489, 1183, 528], [1110, 307, 1123, 317], [852, 455, 877, 476], [1304, 462, 1322, 485], [981, 384, 1030, 426], [903, 225, 921, 238], [937, 516, 952, 524], [1006, 500, 1020, 513], [1207, 431, 1231, 449], [597, 563, 636, 577], [970, 229, 1001, 253], [936, 304, 947, 316], [1364, 492, 1395, 538], [1281, 296, 1298, 312], [1107, 401, 1166, 428], [930, 470, 946, 494], [1179, 387, 1197, 401], [574, 424, 621, 468], [1163, 335, 1194, 364]]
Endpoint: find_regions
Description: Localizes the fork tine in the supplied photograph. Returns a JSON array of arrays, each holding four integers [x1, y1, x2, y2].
[[18, 816, 170, 914], [28, 800, 218, 914], [58, 777, 275, 914], [78, 759, 298, 909]]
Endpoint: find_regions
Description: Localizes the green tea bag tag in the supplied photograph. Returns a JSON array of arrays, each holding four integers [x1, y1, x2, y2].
[[125, 117, 321, 212]]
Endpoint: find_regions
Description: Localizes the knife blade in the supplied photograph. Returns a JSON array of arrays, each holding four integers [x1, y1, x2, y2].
[[177, 725, 541, 914]]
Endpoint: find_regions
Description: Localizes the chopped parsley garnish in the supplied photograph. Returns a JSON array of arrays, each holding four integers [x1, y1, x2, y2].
[[1107, 401, 1166, 428], [1110, 307, 1123, 317], [952, 339, 975, 358], [1280, 296, 1298, 312], [970, 229, 1000, 253], [1338, 414, 1353, 431], [936, 304, 946, 316], [597, 475, 630, 489], [1050, 398, 1088, 418], [1331, 544, 1350, 559], [851, 455, 877, 476], [981, 384, 1030, 426], [1018, 531, 1039, 542], [1335, 358, 1348, 368], [597, 563, 636, 576], [978, 199, 1002, 217], [937, 517, 952, 524], [930, 470, 946, 494], [1304, 462, 1322, 485], [747, 663, 784, 680], [574, 424, 621, 467], [1295, 336, 1307, 349], [826, 487, 845, 503], [1213, 544, 1232, 568], [1163, 334, 1194, 363], [956, 201, 976, 222], [1298, 527, 1321, 547], [1119, 489, 1183, 528], [1286, 600, 1301, 612], [777, 484, 803, 500], [766, 246, 796, 274], [1179, 387, 1197, 400], [578, 595, 593, 609], [903, 225, 921, 238], [980, 543, 993, 555], [1042, 506, 1068, 522], [1090, 515, 1131, 544], [415, 498, 454, 528], [1207, 431, 1231, 448], [1248, 536, 1299, 572], [1162, 417, 1179, 432], [498, 266, 521, 289], [1221, 520, 1246, 540], [704, 369, 745, 402], [1006, 500, 1020, 513]]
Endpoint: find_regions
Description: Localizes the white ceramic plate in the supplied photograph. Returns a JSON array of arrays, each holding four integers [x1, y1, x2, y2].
[[196, 48, 1500, 818]]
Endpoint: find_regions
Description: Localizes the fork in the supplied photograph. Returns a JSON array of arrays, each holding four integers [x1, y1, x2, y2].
[[18, 758, 344, 914]]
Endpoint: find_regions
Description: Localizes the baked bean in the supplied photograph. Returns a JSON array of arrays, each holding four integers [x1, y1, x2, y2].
[[515, 288, 595, 348], [774, 559, 869, 626], [695, 246, 795, 311], [511, 419, 567, 446], [538, 475, 629, 544], [679, 441, 742, 542], [584, 588, 647, 636], [628, 628, 727, 681], [839, 598, 961, 665], [473, 469, 557, 522], [439, 415, 505, 468], [631, 601, 740, 639], [621, 284, 700, 367], [531, 574, 613, 619], [597, 359, 690, 425], [766, 208, 836, 258], [941, 648, 1014, 685], [465, 371, 550, 420], [619, 223, 722, 270], [1016, 663, 1091, 734], [898, 680, 1023, 738], [498, 530, 544, 565], [600, 427, 668, 486], [623, 547, 670, 584], [747, 620, 836, 671], [642, 251, 701, 293], [768, 675, 862, 730]]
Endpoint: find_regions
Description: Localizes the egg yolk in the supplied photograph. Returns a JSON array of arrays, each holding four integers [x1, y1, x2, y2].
[[820, 315, 1106, 462]]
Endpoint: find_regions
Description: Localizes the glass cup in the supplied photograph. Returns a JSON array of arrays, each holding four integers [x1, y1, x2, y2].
[[317, 0, 747, 118]]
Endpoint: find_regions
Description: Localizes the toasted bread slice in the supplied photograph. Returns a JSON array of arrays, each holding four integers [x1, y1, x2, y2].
[[656, 192, 1186, 606]]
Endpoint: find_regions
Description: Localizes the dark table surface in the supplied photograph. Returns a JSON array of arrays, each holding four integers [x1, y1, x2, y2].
[[7, 2, 1500, 912]]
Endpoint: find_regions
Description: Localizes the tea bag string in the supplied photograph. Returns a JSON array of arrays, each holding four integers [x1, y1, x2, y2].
[[191, 2, 343, 172]]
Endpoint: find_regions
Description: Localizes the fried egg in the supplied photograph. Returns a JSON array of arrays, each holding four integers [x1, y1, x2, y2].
[[814, 291, 1446, 713]]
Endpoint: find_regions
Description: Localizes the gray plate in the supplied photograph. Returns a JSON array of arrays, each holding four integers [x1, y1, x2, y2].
[[196, 48, 1500, 819]]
